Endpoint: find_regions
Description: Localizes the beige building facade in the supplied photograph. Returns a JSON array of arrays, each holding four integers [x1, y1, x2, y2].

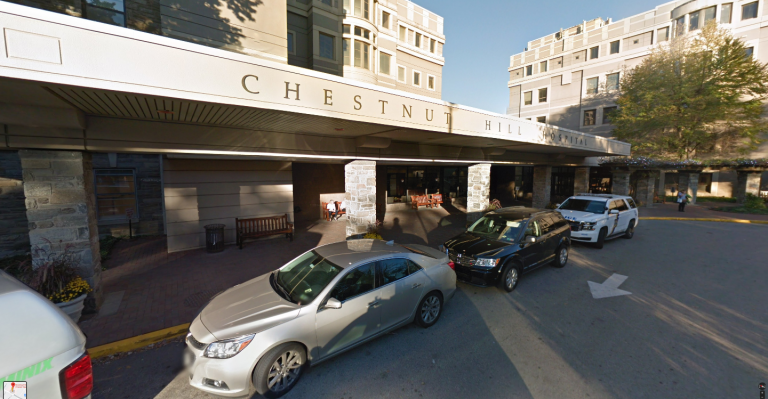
[[507, 0, 768, 196]]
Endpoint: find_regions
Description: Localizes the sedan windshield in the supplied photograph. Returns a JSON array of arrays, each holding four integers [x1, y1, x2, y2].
[[468, 215, 527, 243], [275, 251, 342, 305], [559, 199, 606, 214]]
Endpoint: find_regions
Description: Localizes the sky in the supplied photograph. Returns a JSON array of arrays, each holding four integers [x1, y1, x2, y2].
[[414, 0, 671, 114]]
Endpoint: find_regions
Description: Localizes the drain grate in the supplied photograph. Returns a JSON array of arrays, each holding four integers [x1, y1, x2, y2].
[[183, 289, 220, 308]]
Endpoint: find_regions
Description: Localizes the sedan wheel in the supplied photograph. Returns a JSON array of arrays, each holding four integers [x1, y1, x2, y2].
[[253, 343, 306, 398], [415, 292, 443, 328]]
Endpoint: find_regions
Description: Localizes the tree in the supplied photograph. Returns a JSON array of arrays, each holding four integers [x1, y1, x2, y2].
[[611, 22, 768, 160]]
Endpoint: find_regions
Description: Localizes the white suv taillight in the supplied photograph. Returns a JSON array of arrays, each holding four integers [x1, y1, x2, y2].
[[59, 353, 93, 399]]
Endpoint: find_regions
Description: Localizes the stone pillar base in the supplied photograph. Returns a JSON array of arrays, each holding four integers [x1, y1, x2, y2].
[[735, 171, 761, 203], [532, 166, 552, 208], [467, 164, 491, 223], [636, 176, 655, 207], [574, 167, 590, 194], [612, 170, 630, 196], [345, 160, 376, 238]]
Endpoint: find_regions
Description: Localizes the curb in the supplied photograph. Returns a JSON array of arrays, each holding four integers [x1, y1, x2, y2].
[[87, 323, 190, 359], [640, 217, 768, 224]]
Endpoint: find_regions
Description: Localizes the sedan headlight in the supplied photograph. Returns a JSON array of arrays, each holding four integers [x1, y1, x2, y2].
[[581, 221, 597, 231], [474, 258, 500, 269], [204, 334, 255, 359]]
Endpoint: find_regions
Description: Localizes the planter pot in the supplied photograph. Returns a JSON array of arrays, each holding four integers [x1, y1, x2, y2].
[[56, 294, 87, 323]]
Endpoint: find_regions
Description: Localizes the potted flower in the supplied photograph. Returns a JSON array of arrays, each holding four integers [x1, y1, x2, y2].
[[4, 243, 92, 322], [363, 219, 384, 240]]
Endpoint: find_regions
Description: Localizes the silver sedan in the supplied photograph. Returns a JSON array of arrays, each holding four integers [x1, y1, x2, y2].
[[184, 239, 456, 398]]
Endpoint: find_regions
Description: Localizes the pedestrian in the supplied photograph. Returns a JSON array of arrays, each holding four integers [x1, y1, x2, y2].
[[676, 190, 687, 212], [326, 201, 337, 221]]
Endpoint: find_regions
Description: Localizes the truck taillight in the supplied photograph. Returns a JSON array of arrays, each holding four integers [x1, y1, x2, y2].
[[59, 353, 93, 399], [448, 261, 455, 270]]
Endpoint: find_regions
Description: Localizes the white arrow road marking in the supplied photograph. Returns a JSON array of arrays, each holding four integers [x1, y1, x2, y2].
[[588, 273, 632, 299]]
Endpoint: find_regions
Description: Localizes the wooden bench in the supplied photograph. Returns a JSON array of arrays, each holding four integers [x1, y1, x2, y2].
[[411, 195, 435, 210], [431, 194, 444, 208], [236, 214, 293, 249]]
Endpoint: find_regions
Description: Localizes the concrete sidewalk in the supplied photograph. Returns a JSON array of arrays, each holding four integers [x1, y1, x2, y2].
[[79, 206, 466, 348], [641, 203, 768, 221]]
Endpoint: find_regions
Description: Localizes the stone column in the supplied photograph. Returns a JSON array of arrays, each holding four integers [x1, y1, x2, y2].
[[532, 166, 552, 209], [345, 160, 376, 237], [734, 171, 761, 203], [573, 167, 590, 194], [657, 171, 666, 198], [467, 164, 491, 223], [678, 172, 699, 204], [635, 176, 655, 207], [611, 170, 630, 196], [20, 150, 102, 310]]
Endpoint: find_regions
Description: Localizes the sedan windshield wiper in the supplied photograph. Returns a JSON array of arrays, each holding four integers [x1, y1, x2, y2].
[[270, 272, 295, 303]]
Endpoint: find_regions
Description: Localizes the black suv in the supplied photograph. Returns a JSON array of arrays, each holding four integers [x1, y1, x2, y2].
[[441, 207, 570, 292]]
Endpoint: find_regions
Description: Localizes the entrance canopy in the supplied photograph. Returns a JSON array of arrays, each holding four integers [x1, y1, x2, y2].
[[0, 2, 630, 164]]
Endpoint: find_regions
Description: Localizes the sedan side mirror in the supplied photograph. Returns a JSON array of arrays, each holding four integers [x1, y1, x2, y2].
[[323, 297, 342, 310], [524, 236, 537, 244]]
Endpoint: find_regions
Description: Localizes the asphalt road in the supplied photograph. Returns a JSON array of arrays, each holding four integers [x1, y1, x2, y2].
[[91, 220, 768, 399]]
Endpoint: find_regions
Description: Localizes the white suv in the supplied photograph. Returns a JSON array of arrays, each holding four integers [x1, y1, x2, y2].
[[555, 193, 639, 249]]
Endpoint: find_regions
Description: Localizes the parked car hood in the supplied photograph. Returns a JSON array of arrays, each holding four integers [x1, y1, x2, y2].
[[557, 209, 606, 222], [444, 232, 514, 257], [200, 273, 300, 341]]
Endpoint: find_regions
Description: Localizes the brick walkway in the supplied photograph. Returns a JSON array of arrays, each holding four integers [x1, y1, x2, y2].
[[79, 205, 466, 348]]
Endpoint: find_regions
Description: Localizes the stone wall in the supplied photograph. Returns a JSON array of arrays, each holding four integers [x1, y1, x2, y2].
[[92, 153, 164, 237], [532, 166, 552, 209], [574, 167, 589, 194], [344, 161, 376, 237], [0, 151, 30, 258], [20, 150, 102, 309], [467, 164, 491, 222], [612, 170, 630, 196], [635, 176, 655, 207]]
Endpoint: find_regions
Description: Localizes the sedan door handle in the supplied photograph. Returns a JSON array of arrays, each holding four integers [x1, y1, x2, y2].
[[368, 300, 380, 308], [411, 283, 422, 289]]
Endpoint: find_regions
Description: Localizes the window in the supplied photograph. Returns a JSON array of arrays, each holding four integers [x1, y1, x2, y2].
[[353, 0, 370, 19], [742, 2, 758, 20], [320, 0, 331, 5], [524, 91, 533, 105], [330, 263, 375, 302], [614, 200, 629, 212], [415, 32, 422, 48], [382, 11, 390, 29], [721, 3, 733, 24], [586, 77, 599, 94], [379, 52, 391, 75], [536, 116, 546, 123], [95, 169, 137, 220], [689, 11, 700, 30], [526, 65, 533, 76], [287, 32, 295, 54], [85, 0, 125, 26], [343, 24, 350, 34], [428, 75, 435, 90], [343, 39, 350, 65], [354, 41, 370, 69], [703, 6, 716, 23], [524, 220, 541, 238], [657, 27, 669, 42], [589, 46, 599, 59], [675, 16, 686, 36], [626, 198, 637, 209], [538, 87, 548, 103], [379, 258, 411, 285], [319, 33, 334, 60], [745, 46, 754, 58], [602, 106, 617, 124], [277, 251, 342, 304], [430, 38, 436, 53], [413, 71, 421, 86], [398, 65, 406, 82], [354, 26, 370, 39], [583, 109, 596, 126], [399, 26, 406, 41], [610, 40, 619, 54], [540, 60, 547, 72], [606, 73, 619, 91]]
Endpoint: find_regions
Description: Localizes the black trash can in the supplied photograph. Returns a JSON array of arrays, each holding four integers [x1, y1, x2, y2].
[[204, 224, 226, 253]]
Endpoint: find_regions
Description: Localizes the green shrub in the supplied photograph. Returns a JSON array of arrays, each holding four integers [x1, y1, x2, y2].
[[744, 194, 767, 210]]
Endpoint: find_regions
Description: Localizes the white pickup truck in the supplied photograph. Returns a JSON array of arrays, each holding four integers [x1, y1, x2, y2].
[[555, 193, 639, 249], [0, 270, 93, 399]]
